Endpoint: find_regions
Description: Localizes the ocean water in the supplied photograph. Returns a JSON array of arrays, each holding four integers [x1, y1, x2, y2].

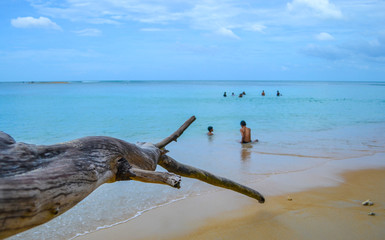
[[1, 80, 385, 239]]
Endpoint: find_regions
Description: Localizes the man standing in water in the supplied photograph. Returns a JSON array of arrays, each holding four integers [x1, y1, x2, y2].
[[240, 120, 258, 143]]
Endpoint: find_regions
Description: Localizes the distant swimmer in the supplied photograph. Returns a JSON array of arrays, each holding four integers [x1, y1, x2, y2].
[[240, 120, 258, 143], [207, 126, 214, 136], [261, 90, 265, 96], [242, 91, 246, 95], [232, 92, 235, 96], [223, 92, 227, 97], [277, 90, 281, 96], [239, 93, 243, 98]]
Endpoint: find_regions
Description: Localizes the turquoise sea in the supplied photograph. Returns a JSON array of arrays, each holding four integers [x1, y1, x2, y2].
[[1, 80, 385, 239]]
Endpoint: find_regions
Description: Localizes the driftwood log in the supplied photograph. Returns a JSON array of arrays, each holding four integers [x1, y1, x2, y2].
[[0, 116, 264, 239]]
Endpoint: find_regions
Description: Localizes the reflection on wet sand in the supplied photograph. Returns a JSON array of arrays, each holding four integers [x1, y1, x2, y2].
[[241, 143, 253, 161]]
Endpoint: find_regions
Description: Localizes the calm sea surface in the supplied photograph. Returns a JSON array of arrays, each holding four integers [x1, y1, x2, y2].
[[1, 80, 385, 239]]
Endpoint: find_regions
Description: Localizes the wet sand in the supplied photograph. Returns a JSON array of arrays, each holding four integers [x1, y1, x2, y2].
[[75, 165, 385, 240], [175, 168, 385, 240]]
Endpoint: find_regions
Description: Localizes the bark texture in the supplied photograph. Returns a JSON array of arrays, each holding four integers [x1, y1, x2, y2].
[[0, 116, 264, 239]]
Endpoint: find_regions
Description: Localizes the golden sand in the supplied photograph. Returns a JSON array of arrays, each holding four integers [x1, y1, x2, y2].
[[75, 168, 385, 240], [176, 169, 385, 240]]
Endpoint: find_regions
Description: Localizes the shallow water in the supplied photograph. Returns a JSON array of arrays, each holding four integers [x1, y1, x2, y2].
[[1, 80, 385, 239]]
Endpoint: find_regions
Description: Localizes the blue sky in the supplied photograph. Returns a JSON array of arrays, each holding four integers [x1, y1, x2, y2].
[[0, 0, 384, 81]]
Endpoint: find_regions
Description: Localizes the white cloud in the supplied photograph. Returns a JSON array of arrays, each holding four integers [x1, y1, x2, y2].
[[1, 49, 100, 60], [140, 28, 163, 32], [187, 3, 239, 29], [303, 32, 385, 61], [22, 0, 348, 39], [349, 33, 385, 59], [287, 0, 342, 19], [11, 16, 61, 30], [215, 27, 240, 39], [29, 0, 266, 37], [140, 28, 180, 32], [302, 44, 347, 60], [74, 28, 102, 36], [243, 23, 266, 33], [31, 0, 176, 24], [316, 32, 334, 41]]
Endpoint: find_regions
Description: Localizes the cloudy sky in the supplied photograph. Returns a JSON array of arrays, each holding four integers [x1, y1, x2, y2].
[[1, 0, 384, 81]]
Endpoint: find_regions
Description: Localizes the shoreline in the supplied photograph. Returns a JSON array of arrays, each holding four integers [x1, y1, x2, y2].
[[74, 152, 385, 240]]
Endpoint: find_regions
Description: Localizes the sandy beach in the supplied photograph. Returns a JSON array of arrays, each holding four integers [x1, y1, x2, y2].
[[75, 153, 385, 240]]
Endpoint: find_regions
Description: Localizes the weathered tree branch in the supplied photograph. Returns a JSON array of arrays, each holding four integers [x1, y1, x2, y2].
[[0, 135, 161, 239], [154, 116, 196, 149], [0, 116, 264, 239], [159, 155, 265, 203], [129, 168, 181, 188]]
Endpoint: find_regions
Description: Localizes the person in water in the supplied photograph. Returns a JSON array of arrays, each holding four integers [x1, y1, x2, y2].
[[223, 92, 227, 97], [207, 126, 214, 136], [240, 120, 258, 143], [261, 90, 265, 96], [277, 90, 281, 96]]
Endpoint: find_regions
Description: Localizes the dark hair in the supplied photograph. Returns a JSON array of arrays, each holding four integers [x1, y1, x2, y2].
[[208, 126, 213, 131], [240, 120, 246, 126]]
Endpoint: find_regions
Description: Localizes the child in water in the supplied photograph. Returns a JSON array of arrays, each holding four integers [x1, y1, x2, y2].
[[207, 126, 214, 136]]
